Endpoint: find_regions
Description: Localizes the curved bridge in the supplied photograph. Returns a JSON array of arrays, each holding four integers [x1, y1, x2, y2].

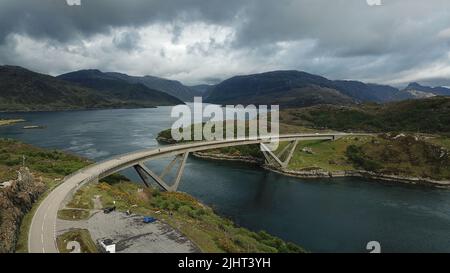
[[28, 133, 369, 253]]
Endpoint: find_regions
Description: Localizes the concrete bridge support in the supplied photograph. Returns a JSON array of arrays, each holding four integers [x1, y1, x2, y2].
[[261, 140, 299, 169], [134, 152, 189, 192]]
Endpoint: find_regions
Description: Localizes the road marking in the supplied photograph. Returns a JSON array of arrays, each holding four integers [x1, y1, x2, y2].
[[40, 202, 49, 253]]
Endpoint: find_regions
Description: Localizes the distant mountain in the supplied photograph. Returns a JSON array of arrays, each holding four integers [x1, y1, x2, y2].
[[0, 66, 183, 112], [104, 72, 196, 101], [205, 70, 412, 108], [189, 84, 215, 97], [332, 81, 411, 103], [402, 82, 450, 98], [57, 69, 183, 107]]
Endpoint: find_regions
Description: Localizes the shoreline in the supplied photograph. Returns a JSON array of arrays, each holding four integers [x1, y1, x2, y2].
[[192, 152, 450, 189], [0, 103, 190, 114]]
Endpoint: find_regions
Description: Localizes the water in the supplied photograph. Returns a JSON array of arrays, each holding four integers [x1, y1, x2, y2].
[[1, 107, 449, 253]]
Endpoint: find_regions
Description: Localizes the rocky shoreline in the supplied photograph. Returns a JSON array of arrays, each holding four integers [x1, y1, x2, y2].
[[192, 152, 450, 188], [193, 152, 263, 164]]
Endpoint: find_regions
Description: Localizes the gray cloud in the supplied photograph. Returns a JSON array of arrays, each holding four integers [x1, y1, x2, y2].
[[113, 31, 141, 52], [0, 0, 450, 86]]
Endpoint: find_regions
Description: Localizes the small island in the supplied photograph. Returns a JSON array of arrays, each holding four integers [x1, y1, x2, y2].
[[0, 119, 25, 127], [22, 125, 45, 130]]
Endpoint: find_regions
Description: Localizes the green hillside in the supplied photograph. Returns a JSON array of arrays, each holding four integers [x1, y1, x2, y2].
[[0, 66, 183, 112], [280, 97, 450, 134]]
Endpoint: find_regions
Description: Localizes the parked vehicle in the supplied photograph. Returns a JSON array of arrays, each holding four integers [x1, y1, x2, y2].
[[103, 206, 116, 214], [98, 239, 116, 253], [143, 217, 156, 223]]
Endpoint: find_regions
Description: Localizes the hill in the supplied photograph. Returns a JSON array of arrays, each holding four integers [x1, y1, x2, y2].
[[280, 96, 450, 134], [104, 72, 196, 101], [0, 66, 116, 111], [57, 69, 184, 106], [205, 70, 412, 107], [0, 66, 183, 112]]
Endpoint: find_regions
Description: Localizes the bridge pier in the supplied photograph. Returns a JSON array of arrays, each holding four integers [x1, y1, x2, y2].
[[282, 140, 299, 168], [261, 140, 299, 169], [133, 152, 189, 192]]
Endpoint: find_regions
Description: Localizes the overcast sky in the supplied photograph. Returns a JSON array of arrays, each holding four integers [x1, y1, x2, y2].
[[1, 0, 450, 86]]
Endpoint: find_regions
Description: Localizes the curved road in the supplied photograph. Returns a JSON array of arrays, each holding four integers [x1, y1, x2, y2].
[[28, 133, 367, 253]]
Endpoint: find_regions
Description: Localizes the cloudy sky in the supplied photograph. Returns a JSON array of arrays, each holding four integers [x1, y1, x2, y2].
[[1, 0, 450, 86]]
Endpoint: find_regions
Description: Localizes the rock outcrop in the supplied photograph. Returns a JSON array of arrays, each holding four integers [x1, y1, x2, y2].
[[0, 168, 45, 253]]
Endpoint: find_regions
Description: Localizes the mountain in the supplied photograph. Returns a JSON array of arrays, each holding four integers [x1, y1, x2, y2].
[[205, 70, 411, 108], [57, 69, 183, 107], [0, 66, 182, 112], [332, 81, 411, 103], [189, 84, 215, 97], [402, 82, 450, 98], [0, 66, 114, 111], [104, 72, 196, 101]]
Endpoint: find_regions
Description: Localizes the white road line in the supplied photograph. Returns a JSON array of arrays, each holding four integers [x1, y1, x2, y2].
[[40, 203, 49, 253]]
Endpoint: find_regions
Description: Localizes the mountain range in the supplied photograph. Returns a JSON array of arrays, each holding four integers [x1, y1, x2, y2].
[[98, 72, 197, 101], [204, 70, 418, 107], [1, 65, 449, 112], [0, 66, 183, 111]]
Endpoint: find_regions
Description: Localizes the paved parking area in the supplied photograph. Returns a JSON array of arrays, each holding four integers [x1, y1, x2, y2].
[[57, 211, 200, 253]]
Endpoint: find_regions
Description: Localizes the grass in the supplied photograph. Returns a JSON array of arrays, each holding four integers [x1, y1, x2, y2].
[[67, 180, 306, 253], [58, 209, 90, 221], [56, 229, 97, 253], [348, 134, 450, 180], [427, 136, 450, 151], [0, 138, 90, 179], [288, 136, 374, 171]]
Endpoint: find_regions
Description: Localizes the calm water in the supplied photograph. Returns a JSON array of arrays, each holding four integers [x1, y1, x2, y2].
[[1, 107, 449, 253]]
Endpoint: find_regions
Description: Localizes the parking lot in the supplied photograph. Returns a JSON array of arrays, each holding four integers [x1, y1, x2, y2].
[[57, 211, 200, 253]]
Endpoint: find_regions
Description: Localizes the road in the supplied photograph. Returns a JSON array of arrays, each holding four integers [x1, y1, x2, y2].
[[28, 133, 368, 253]]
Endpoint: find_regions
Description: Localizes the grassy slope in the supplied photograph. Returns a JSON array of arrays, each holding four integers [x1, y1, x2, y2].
[[0, 139, 91, 252], [285, 135, 450, 179], [280, 97, 450, 134], [68, 181, 305, 253], [288, 136, 373, 172], [346, 134, 450, 179]]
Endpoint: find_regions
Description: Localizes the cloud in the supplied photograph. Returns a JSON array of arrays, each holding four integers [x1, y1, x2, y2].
[[0, 0, 450, 86], [113, 30, 141, 52]]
